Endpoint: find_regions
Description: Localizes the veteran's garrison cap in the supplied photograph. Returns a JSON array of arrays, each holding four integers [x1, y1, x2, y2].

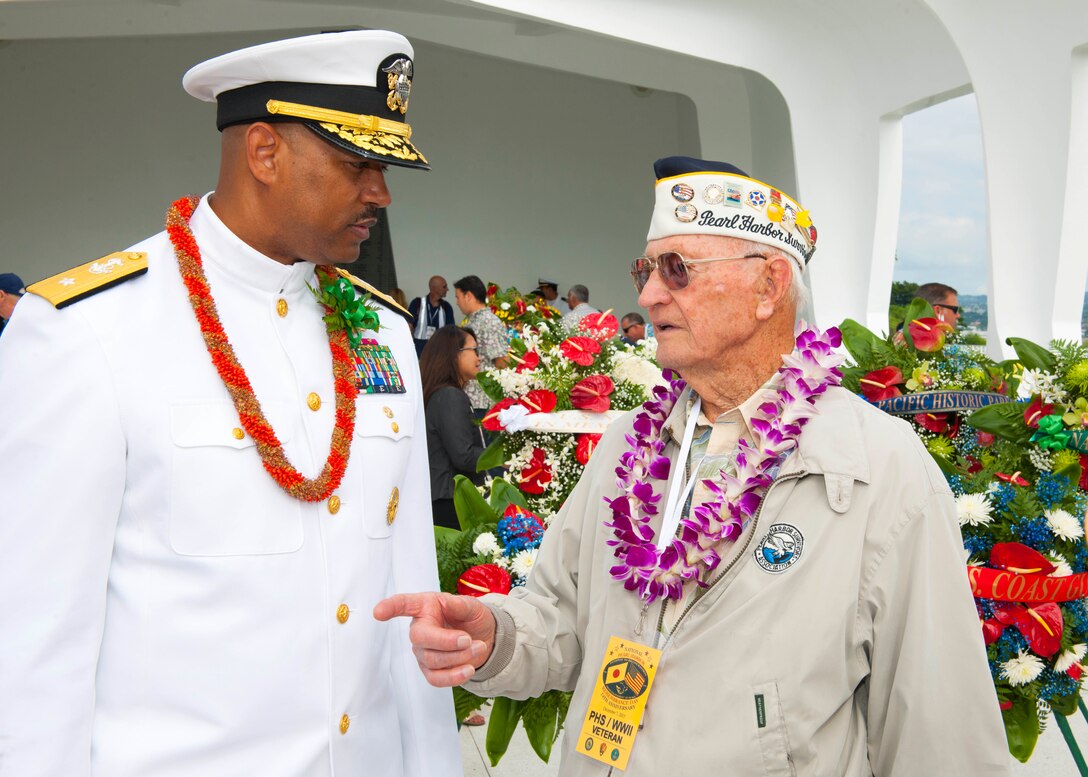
[[183, 30, 429, 170]]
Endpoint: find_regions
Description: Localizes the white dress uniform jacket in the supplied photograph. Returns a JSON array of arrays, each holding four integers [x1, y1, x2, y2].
[[0, 196, 462, 777]]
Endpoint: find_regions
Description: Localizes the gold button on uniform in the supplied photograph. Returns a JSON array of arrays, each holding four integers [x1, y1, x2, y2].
[[232, 427, 245, 440], [387, 487, 400, 525], [336, 604, 350, 624], [307, 392, 321, 411], [276, 298, 288, 317], [339, 714, 350, 735], [382, 406, 394, 418], [327, 495, 341, 515], [391, 422, 400, 434]]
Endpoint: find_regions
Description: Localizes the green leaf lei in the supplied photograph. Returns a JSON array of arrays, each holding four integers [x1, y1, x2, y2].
[[309, 269, 382, 348]]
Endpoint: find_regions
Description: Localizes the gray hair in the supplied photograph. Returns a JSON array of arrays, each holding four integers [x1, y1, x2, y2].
[[734, 238, 810, 323], [568, 284, 589, 304]]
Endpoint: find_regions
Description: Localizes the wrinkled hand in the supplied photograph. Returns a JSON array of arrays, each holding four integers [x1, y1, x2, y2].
[[374, 592, 496, 687]]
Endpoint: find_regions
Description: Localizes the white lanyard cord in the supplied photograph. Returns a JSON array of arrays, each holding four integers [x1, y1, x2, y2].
[[657, 396, 703, 551]]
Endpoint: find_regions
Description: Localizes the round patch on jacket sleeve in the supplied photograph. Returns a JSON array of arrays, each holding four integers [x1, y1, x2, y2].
[[754, 523, 804, 573]]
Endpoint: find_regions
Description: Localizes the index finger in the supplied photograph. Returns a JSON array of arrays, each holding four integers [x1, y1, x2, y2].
[[373, 592, 433, 622]]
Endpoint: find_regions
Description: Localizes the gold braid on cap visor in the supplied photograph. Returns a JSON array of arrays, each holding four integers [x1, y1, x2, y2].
[[265, 99, 426, 164]]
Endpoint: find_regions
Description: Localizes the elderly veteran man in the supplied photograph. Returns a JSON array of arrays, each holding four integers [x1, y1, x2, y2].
[[0, 32, 460, 777], [377, 157, 1009, 775]]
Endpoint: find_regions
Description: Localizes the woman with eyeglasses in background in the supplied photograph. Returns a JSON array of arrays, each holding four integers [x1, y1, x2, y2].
[[419, 325, 487, 531]]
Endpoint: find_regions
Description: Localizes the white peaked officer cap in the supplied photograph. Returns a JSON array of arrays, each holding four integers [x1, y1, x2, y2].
[[183, 30, 429, 170]]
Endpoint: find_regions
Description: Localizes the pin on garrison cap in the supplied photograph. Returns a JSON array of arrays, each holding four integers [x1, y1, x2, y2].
[[183, 30, 429, 170], [647, 156, 816, 268]]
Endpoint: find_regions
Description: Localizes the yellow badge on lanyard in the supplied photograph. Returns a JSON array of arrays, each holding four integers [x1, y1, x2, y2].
[[576, 636, 661, 771]]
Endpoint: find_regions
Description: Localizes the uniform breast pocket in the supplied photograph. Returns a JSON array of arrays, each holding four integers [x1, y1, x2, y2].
[[353, 398, 415, 539], [752, 680, 798, 777], [169, 402, 303, 556]]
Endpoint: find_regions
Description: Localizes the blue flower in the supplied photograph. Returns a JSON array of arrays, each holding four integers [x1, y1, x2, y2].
[[964, 532, 993, 559], [1035, 473, 1068, 510], [497, 507, 545, 554], [991, 483, 1015, 512], [1039, 668, 1079, 701], [1011, 516, 1053, 552]]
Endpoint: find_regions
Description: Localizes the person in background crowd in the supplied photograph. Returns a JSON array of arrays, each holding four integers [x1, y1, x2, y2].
[[409, 275, 454, 357], [420, 326, 485, 531], [0, 30, 461, 777], [560, 283, 599, 330], [376, 156, 1008, 777], [620, 311, 646, 345], [388, 286, 413, 329], [453, 275, 510, 412], [535, 277, 569, 314], [914, 282, 960, 329], [0, 273, 25, 338]]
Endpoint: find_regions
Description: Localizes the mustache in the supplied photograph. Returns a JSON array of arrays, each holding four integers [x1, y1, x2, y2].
[[354, 207, 381, 224]]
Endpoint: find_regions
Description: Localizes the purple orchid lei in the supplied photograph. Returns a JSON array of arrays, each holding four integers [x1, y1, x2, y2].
[[603, 324, 845, 605]]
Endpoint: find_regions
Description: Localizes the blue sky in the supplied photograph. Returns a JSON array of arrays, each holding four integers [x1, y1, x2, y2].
[[895, 94, 989, 296]]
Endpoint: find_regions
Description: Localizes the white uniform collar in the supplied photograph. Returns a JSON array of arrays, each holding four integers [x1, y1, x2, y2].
[[190, 193, 318, 295]]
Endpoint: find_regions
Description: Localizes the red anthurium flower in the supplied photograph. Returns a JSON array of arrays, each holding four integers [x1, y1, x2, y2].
[[1069, 664, 1084, 681], [486, 284, 499, 297], [914, 412, 952, 434], [989, 542, 1057, 575], [999, 700, 1014, 711], [995, 471, 1030, 487], [482, 398, 517, 431], [858, 366, 904, 401], [570, 375, 615, 413], [990, 601, 1063, 657], [519, 448, 552, 494], [513, 351, 540, 373], [1080, 455, 1088, 491], [976, 431, 995, 448], [559, 336, 601, 366], [457, 563, 512, 597], [576, 433, 603, 465], [907, 317, 954, 352], [519, 389, 557, 414], [515, 298, 527, 316], [981, 618, 1004, 646], [578, 311, 619, 341], [1024, 396, 1054, 429], [965, 455, 983, 474]]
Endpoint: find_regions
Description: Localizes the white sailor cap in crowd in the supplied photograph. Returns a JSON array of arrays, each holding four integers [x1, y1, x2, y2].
[[183, 30, 429, 170], [647, 156, 816, 267], [537, 277, 559, 287]]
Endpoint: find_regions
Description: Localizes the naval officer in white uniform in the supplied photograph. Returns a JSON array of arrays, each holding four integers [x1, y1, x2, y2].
[[0, 31, 461, 776]]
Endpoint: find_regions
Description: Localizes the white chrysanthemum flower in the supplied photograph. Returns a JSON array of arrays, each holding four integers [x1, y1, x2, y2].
[[1049, 553, 1074, 577], [510, 548, 538, 580], [611, 352, 668, 392], [1046, 508, 1085, 541], [955, 493, 994, 527], [1001, 650, 1045, 686], [493, 555, 511, 570], [1055, 644, 1088, 672], [472, 532, 501, 557], [500, 302, 511, 311]]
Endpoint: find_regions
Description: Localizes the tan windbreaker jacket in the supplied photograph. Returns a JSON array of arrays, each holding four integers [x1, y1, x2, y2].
[[465, 386, 1009, 776]]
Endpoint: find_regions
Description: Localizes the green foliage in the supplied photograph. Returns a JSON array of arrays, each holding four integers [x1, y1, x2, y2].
[[1002, 695, 1040, 763], [454, 687, 490, 722], [520, 690, 573, 762], [969, 403, 1033, 445], [889, 280, 919, 307], [434, 522, 492, 594], [961, 332, 987, 346], [1006, 337, 1057, 373], [888, 305, 905, 335], [452, 475, 498, 532], [485, 697, 525, 766], [476, 371, 506, 403], [489, 478, 528, 512], [476, 437, 507, 472]]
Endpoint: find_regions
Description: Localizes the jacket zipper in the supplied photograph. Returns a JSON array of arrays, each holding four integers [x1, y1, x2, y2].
[[603, 471, 807, 777]]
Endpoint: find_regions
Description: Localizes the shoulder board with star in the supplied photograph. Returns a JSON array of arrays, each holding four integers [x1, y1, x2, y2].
[[27, 251, 148, 309], [336, 268, 410, 316]]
